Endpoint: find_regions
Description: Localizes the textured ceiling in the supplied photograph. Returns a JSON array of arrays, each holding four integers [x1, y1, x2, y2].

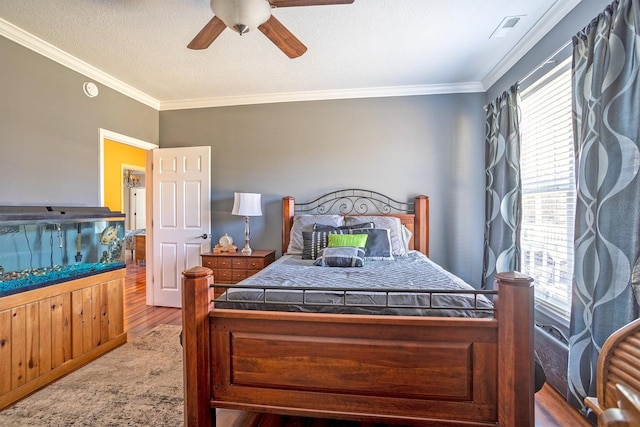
[[0, 0, 581, 110]]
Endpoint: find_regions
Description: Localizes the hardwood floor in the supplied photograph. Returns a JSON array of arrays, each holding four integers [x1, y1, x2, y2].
[[123, 261, 181, 338], [123, 261, 591, 427]]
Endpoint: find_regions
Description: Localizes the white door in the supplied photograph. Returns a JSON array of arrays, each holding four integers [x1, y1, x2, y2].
[[150, 146, 211, 307], [129, 188, 146, 229], [132, 188, 147, 230]]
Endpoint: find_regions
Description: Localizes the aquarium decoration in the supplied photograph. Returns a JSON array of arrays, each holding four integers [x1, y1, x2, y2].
[[0, 206, 126, 298], [75, 223, 82, 262]]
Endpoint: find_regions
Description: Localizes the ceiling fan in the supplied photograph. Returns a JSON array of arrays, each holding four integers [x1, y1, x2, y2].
[[188, 0, 355, 58]]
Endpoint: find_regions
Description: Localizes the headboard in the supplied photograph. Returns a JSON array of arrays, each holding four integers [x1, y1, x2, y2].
[[282, 189, 429, 256]]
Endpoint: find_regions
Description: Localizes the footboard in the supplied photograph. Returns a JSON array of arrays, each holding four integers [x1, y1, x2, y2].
[[182, 268, 534, 426], [213, 311, 499, 425]]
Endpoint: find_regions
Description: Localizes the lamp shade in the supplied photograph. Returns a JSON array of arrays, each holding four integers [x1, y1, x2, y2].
[[232, 192, 262, 217]]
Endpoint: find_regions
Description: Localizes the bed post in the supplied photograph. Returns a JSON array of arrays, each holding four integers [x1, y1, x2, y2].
[[282, 196, 295, 255], [182, 266, 213, 427], [495, 271, 535, 426], [413, 195, 429, 257]]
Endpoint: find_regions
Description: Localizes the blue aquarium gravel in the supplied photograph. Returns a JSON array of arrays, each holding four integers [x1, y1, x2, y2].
[[0, 262, 125, 298]]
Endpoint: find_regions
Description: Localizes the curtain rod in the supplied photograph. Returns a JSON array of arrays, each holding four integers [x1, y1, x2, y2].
[[484, 39, 572, 112], [518, 39, 572, 85]]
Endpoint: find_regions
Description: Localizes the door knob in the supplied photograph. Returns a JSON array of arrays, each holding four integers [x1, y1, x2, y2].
[[199, 233, 208, 239]]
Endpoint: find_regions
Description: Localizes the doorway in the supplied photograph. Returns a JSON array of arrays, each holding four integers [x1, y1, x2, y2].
[[123, 168, 146, 230], [99, 128, 157, 209], [99, 128, 158, 298]]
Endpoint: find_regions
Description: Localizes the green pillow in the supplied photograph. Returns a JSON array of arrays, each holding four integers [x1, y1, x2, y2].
[[328, 233, 368, 248]]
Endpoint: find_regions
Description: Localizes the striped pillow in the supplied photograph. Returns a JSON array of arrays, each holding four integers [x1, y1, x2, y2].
[[302, 230, 336, 259], [313, 247, 365, 267]]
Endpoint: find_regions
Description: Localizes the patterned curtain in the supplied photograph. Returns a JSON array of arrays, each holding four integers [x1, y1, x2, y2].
[[482, 85, 522, 290], [568, 0, 640, 412]]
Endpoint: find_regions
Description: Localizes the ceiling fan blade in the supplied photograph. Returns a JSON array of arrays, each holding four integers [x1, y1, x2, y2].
[[258, 15, 307, 59], [269, 0, 354, 6], [187, 16, 227, 50]]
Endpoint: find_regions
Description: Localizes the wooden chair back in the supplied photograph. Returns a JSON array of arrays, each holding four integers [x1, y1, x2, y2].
[[600, 383, 640, 426], [584, 318, 640, 423]]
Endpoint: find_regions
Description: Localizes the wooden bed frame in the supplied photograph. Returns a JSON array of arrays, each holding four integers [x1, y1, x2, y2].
[[182, 190, 535, 426]]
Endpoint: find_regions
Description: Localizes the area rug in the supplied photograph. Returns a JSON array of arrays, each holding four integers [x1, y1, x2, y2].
[[0, 325, 184, 426]]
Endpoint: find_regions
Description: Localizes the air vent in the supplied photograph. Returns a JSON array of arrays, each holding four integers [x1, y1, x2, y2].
[[490, 15, 524, 39]]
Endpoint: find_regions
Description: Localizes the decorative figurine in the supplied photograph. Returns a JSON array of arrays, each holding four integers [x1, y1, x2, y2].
[[213, 233, 237, 253]]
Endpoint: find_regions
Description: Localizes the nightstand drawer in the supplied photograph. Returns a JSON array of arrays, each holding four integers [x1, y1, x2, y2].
[[232, 270, 247, 282], [202, 256, 217, 269], [232, 259, 247, 268], [215, 269, 233, 282], [201, 250, 276, 286], [217, 258, 233, 269], [247, 258, 266, 269]]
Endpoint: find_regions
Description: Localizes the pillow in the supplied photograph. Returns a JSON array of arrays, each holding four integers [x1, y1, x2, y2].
[[302, 230, 337, 260], [313, 247, 365, 267], [401, 224, 413, 252], [344, 216, 409, 256], [350, 228, 394, 260], [287, 215, 344, 255], [313, 222, 374, 233], [328, 233, 368, 248]]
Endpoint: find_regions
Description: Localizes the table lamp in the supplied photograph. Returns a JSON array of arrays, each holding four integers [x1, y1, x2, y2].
[[231, 192, 262, 255]]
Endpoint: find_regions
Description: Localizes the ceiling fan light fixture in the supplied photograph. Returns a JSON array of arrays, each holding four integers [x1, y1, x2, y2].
[[233, 24, 250, 35], [210, 0, 271, 34]]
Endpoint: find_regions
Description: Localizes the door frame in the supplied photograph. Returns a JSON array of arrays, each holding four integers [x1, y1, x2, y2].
[[99, 128, 158, 304]]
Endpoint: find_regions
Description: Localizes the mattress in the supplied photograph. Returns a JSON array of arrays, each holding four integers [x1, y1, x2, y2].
[[214, 251, 494, 317]]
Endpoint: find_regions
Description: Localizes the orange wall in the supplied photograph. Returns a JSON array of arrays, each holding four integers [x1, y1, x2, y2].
[[104, 139, 146, 212]]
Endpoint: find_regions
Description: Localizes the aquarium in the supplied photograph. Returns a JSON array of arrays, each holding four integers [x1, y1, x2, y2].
[[0, 206, 126, 298]]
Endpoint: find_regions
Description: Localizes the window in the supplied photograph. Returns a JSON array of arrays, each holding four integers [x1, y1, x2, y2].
[[520, 58, 575, 321]]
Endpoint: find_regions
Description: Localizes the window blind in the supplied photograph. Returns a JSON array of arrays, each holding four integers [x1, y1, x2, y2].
[[520, 59, 575, 320]]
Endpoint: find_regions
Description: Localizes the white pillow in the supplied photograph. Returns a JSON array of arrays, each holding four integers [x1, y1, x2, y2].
[[286, 215, 344, 255], [344, 216, 411, 256]]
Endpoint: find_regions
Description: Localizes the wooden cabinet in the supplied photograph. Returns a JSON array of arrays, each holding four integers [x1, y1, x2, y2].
[[134, 234, 145, 264], [0, 269, 126, 410], [201, 250, 276, 297]]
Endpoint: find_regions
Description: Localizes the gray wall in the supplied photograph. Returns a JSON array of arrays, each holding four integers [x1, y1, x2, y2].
[[0, 36, 159, 206], [160, 94, 486, 286]]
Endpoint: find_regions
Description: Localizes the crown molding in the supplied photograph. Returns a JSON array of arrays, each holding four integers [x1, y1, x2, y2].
[[481, 0, 582, 90], [159, 82, 485, 111], [0, 17, 160, 110], [0, 17, 483, 112], [2, 0, 578, 112]]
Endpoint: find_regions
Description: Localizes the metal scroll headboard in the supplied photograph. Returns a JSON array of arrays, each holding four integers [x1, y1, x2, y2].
[[293, 189, 415, 215]]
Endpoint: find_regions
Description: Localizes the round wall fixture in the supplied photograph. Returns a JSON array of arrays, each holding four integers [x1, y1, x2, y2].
[[83, 82, 99, 98]]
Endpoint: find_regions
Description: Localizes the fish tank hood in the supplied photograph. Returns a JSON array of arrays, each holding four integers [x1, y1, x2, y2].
[[0, 206, 125, 222]]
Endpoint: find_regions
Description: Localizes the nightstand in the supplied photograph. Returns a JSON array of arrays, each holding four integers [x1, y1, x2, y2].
[[201, 250, 276, 297], [134, 234, 146, 265]]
